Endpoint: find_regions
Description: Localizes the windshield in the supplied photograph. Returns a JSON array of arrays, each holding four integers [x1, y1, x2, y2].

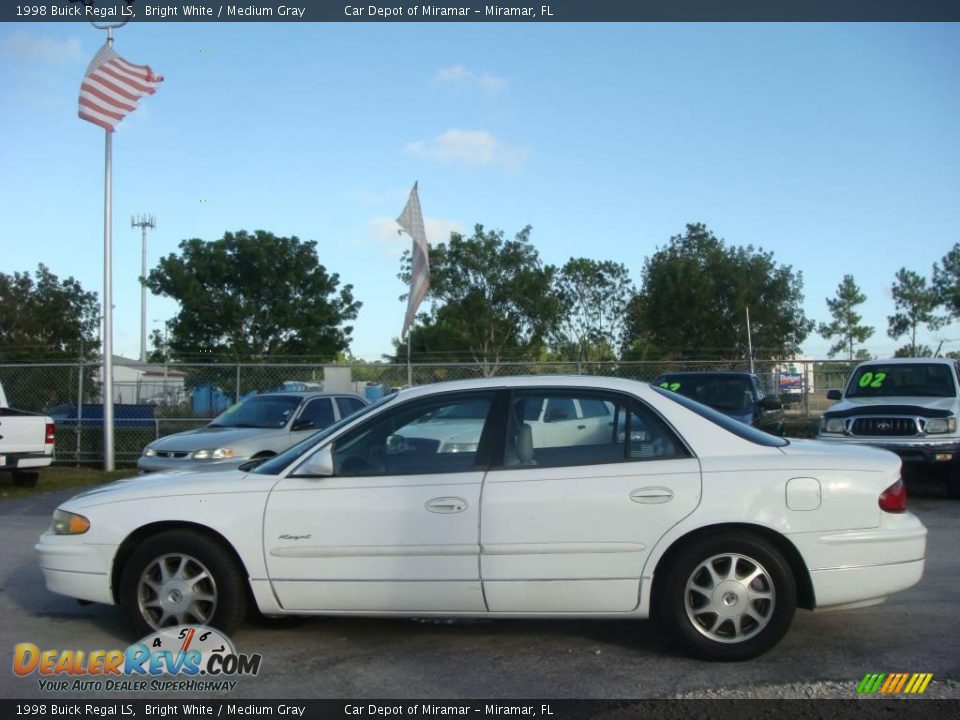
[[846, 364, 956, 398], [251, 394, 395, 475], [652, 386, 787, 447], [210, 395, 304, 429], [655, 375, 754, 412]]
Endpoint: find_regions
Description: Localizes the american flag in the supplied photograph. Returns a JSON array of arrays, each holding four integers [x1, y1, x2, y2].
[[397, 182, 431, 339], [78, 42, 163, 132]]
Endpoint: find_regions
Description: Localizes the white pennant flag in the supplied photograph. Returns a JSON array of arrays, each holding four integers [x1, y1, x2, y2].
[[398, 182, 430, 338]]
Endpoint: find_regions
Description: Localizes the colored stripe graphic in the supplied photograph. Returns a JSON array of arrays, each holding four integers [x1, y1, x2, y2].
[[857, 672, 932, 694]]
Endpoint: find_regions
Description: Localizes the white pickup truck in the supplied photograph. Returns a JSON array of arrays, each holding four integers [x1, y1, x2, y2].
[[0, 381, 55, 487], [816, 357, 960, 498]]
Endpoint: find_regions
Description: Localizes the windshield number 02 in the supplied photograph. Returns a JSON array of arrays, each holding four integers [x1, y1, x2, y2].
[[857, 371, 886, 389]]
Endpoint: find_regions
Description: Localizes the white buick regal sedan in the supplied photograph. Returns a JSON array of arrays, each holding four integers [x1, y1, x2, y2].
[[36, 376, 926, 660]]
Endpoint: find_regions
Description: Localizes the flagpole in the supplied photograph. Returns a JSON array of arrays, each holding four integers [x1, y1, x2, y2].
[[406, 325, 413, 387], [102, 27, 115, 471]]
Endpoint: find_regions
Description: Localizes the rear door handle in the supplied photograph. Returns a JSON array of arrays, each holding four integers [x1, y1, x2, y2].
[[630, 487, 674, 504], [425, 497, 468, 514]]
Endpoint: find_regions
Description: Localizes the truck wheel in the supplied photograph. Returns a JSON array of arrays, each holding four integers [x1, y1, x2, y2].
[[12, 470, 40, 488]]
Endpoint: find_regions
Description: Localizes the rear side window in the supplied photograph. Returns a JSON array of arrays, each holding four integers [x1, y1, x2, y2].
[[298, 398, 335, 429], [336, 396, 366, 418], [653, 386, 788, 447]]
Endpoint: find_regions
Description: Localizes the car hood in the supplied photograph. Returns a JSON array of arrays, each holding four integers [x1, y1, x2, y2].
[[825, 396, 956, 417], [147, 426, 287, 452], [62, 467, 270, 510], [396, 419, 484, 444]]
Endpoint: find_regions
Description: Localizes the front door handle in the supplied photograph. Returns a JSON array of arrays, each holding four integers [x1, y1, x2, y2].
[[630, 487, 674, 504], [425, 497, 468, 514]]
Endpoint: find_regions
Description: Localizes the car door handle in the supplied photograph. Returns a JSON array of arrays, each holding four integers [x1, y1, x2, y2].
[[630, 487, 674, 504], [425, 497, 468, 514]]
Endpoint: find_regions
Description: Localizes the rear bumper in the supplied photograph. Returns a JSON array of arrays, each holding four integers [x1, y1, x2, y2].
[[0, 451, 53, 471], [787, 512, 927, 609]]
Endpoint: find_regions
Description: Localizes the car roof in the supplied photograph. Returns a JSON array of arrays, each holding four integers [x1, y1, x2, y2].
[[856, 357, 955, 366], [252, 392, 364, 400], [653, 371, 757, 379], [391, 375, 650, 403]]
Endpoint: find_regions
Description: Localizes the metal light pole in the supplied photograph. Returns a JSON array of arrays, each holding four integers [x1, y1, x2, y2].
[[132, 214, 156, 362]]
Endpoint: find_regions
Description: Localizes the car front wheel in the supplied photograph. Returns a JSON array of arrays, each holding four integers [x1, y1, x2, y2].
[[657, 532, 796, 661], [119, 529, 247, 637]]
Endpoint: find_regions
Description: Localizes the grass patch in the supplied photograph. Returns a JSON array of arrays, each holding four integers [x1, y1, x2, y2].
[[0, 466, 137, 502]]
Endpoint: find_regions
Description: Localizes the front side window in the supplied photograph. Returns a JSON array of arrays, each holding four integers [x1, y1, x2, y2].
[[504, 390, 687, 468], [333, 393, 495, 476], [297, 398, 335, 429]]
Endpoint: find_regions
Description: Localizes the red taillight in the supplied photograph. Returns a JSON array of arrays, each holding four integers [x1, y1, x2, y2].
[[45, 423, 56, 445], [879, 477, 907, 513]]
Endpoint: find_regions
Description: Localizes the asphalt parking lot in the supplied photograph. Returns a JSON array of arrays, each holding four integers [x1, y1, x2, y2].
[[1, 473, 958, 701]]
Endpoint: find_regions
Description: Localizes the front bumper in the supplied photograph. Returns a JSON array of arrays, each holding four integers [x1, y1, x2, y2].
[[35, 532, 117, 605], [816, 435, 960, 467]]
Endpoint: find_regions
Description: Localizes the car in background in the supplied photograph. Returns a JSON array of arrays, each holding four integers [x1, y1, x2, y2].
[[137, 392, 367, 473], [817, 357, 960, 498], [40, 376, 925, 661], [652, 371, 784, 435]]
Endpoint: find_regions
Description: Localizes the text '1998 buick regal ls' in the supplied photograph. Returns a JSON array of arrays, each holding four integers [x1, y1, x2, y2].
[[36, 376, 926, 661]]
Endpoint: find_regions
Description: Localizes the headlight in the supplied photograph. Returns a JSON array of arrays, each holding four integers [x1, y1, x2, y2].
[[142, 447, 157, 457], [191, 448, 235, 460], [440, 442, 478, 454], [52, 509, 90, 535], [823, 418, 846, 434], [924, 417, 957, 434]]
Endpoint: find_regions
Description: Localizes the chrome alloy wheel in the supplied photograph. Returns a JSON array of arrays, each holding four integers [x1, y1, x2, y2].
[[136, 553, 218, 629], [684, 553, 776, 643]]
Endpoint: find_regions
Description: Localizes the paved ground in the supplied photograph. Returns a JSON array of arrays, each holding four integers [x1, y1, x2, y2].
[[1, 473, 958, 700]]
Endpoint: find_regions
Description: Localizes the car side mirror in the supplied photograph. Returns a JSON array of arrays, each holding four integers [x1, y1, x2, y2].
[[826, 389, 842, 401], [292, 419, 316, 431], [760, 397, 782, 410], [296, 445, 333, 477]]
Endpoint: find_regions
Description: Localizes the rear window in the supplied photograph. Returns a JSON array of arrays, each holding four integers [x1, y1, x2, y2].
[[652, 386, 788, 447]]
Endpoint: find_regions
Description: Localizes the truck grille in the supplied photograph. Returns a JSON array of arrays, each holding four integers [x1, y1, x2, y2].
[[850, 418, 917, 437]]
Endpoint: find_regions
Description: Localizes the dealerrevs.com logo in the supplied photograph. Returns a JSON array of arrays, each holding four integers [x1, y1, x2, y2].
[[13, 625, 262, 692], [857, 673, 934, 695]]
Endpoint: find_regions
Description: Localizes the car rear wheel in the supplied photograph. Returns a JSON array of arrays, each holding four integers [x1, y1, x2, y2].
[[656, 531, 796, 661], [119, 529, 247, 637], [12, 470, 40, 487]]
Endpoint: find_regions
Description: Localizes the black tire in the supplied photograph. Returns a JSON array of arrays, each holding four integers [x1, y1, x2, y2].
[[12, 470, 40, 488], [946, 478, 960, 500], [119, 529, 248, 638], [655, 531, 796, 661]]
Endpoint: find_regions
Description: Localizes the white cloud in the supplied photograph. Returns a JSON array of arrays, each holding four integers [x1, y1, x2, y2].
[[405, 129, 526, 170], [1, 32, 83, 64], [432, 65, 507, 97]]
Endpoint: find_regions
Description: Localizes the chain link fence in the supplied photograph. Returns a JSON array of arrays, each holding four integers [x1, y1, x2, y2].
[[0, 358, 858, 466]]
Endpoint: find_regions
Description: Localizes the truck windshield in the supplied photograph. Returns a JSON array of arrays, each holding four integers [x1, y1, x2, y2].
[[846, 364, 956, 398]]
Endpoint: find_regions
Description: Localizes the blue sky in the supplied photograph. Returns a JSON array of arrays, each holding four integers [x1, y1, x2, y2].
[[1, 21, 958, 360]]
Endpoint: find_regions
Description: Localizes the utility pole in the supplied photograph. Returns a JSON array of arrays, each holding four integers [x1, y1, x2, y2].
[[131, 214, 156, 362]]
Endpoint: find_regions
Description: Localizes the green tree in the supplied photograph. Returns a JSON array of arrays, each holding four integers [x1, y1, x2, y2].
[[397, 224, 560, 376], [933, 242, 960, 320], [0, 264, 99, 410], [550, 258, 634, 361], [817, 275, 874, 360], [624, 223, 813, 360], [146, 230, 360, 362], [894, 344, 933, 358], [887, 268, 943, 356]]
